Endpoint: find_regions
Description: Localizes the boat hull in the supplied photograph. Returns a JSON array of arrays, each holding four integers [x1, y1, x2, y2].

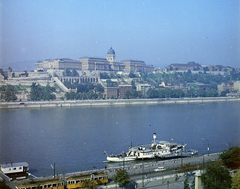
[[107, 156, 136, 162]]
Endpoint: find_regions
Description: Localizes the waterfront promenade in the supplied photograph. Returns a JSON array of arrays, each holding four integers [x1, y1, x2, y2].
[[0, 97, 239, 109], [6, 153, 219, 189]]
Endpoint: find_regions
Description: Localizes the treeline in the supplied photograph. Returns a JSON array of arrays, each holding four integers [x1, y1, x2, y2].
[[146, 88, 220, 98], [30, 83, 56, 101], [63, 68, 79, 76], [63, 82, 104, 100], [148, 70, 240, 87], [0, 85, 17, 102]]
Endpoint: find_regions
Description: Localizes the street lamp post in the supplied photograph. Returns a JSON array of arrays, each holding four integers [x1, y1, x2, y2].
[[201, 138, 209, 156], [91, 174, 95, 188]]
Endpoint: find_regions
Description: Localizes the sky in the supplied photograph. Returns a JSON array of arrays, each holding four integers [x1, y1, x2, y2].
[[0, 0, 240, 71]]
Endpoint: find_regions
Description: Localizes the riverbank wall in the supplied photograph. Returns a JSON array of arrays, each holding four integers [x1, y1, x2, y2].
[[0, 97, 239, 109]]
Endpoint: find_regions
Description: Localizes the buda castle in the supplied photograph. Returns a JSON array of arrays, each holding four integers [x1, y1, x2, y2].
[[35, 47, 154, 73]]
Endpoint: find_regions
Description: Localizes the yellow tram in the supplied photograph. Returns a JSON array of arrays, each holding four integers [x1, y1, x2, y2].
[[16, 172, 108, 189], [66, 172, 108, 189], [16, 178, 64, 189]]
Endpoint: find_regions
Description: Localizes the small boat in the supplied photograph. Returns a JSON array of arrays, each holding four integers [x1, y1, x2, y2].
[[104, 151, 136, 162]]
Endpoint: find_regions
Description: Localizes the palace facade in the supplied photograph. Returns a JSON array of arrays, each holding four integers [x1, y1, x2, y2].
[[35, 47, 154, 73]]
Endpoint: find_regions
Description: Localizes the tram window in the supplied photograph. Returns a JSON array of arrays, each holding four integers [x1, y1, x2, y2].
[[76, 180, 79, 183], [48, 184, 51, 187], [99, 177, 103, 180], [52, 184, 56, 187]]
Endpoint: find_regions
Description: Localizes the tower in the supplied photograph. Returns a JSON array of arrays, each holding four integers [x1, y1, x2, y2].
[[106, 47, 116, 64]]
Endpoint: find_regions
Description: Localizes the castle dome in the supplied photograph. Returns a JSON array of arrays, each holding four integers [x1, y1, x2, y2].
[[107, 47, 115, 55]]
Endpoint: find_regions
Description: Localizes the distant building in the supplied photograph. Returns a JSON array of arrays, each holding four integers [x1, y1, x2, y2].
[[136, 84, 151, 96], [166, 62, 202, 71], [118, 85, 132, 98], [35, 47, 154, 73], [233, 81, 240, 92], [35, 58, 81, 71], [217, 83, 234, 94], [104, 87, 118, 99]]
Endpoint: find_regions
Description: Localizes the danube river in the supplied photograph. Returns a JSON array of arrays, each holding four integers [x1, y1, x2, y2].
[[0, 101, 240, 176]]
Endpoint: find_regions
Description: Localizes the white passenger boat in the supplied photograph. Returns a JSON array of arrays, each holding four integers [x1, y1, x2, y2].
[[104, 133, 197, 162]]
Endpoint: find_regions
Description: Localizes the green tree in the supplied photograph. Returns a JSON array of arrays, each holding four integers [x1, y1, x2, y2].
[[100, 72, 110, 79], [63, 68, 72, 76], [95, 84, 104, 93], [129, 71, 136, 78], [147, 88, 159, 98], [0, 181, 11, 189], [184, 177, 190, 189], [72, 69, 79, 76], [232, 169, 240, 189], [82, 179, 97, 189], [4, 85, 17, 102], [190, 177, 195, 189], [201, 161, 231, 189], [98, 92, 103, 99], [219, 146, 240, 169], [112, 168, 130, 188], [131, 80, 136, 90], [206, 89, 218, 97], [220, 89, 230, 97]]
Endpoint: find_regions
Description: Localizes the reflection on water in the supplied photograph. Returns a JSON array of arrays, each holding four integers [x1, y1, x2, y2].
[[0, 101, 239, 176]]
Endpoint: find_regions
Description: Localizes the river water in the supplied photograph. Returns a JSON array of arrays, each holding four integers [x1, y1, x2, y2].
[[0, 101, 240, 176]]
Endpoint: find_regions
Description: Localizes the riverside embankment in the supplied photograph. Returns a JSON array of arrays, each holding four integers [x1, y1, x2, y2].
[[0, 97, 239, 109]]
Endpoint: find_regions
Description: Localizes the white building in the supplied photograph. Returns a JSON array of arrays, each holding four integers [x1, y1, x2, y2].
[[136, 84, 151, 96]]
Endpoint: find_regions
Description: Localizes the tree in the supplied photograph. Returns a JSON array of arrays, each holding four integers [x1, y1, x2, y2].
[[82, 179, 97, 189], [201, 161, 232, 189], [0, 181, 11, 189], [232, 169, 240, 189], [206, 89, 218, 97], [72, 69, 79, 76], [100, 72, 110, 79], [219, 146, 240, 169], [190, 177, 195, 189], [4, 85, 17, 102], [147, 88, 159, 98], [131, 80, 136, 90], [184, 177, 190, 189], [95, 84, 104, 93], [129, 71, 136, 78], [220, 89, 230, 97], [112, 168, 130, 188]]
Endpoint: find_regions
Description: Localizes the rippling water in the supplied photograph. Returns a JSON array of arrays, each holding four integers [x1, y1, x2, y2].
[[0, 101, 240, 176]]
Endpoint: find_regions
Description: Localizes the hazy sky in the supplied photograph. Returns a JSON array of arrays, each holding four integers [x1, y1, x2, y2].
[[1, 0, 240, 70]]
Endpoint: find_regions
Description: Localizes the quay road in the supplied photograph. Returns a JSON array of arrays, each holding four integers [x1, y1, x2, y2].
[[102, 153, 219, 189], [6, 153, 219, 189]]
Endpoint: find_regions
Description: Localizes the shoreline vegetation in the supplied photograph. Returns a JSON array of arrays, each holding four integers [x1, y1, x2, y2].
[[0, 97, 239, 109]]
